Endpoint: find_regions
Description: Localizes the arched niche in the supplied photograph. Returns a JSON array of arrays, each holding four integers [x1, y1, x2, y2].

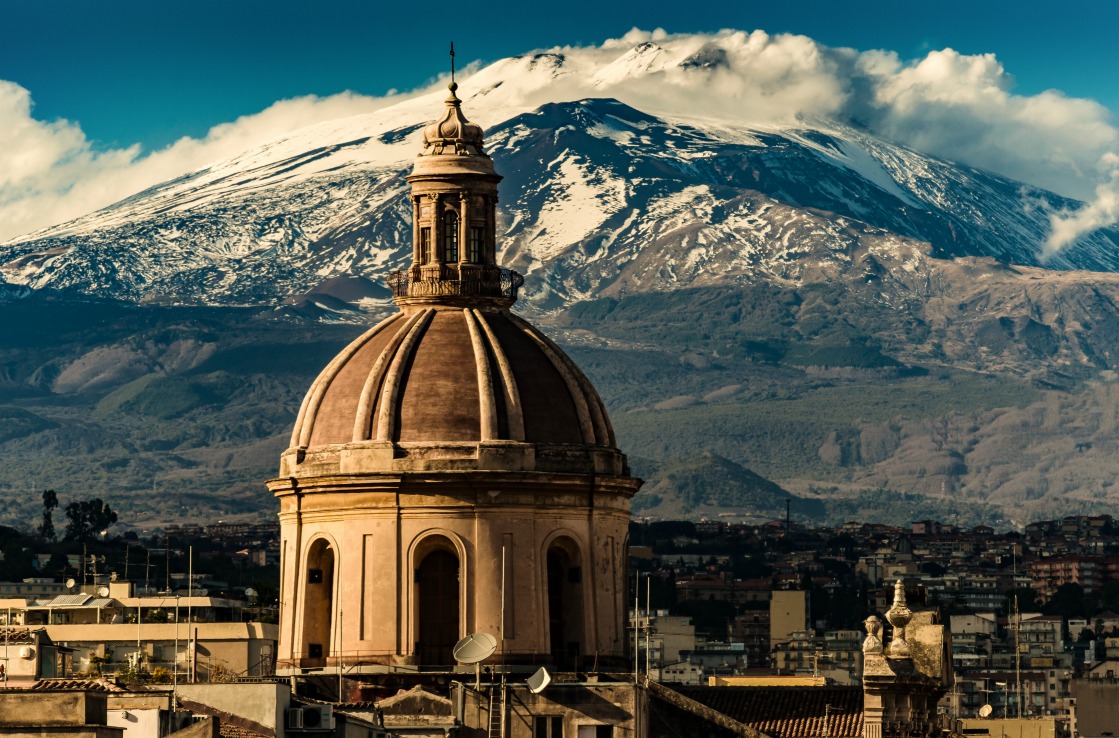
[[301, 537, 336, 665], [412, 534, 462, 665], [544, 534, 585, 670]]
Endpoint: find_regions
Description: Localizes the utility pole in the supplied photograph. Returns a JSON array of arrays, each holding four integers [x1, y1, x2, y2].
[[645, 576, 651, 678], [633, 573, 640, 684]]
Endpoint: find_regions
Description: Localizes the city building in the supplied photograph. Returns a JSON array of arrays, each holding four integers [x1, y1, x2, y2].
[[769, 590, 808, 649]]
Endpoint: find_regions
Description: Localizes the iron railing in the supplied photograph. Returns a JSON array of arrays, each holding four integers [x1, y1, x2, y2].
[[387, 266, 523, 301]]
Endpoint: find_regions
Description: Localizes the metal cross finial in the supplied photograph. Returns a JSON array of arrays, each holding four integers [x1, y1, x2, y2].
[[450, 42, 456, 84]]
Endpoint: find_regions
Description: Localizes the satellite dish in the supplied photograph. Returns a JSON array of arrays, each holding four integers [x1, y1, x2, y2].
[[527, 667, 551, 694], [65, 579, 76, 590], [453, 632, 497, 664], [245, 588, 257, 598], [97, 586, 110, 598], [978, 704, 993, 718]]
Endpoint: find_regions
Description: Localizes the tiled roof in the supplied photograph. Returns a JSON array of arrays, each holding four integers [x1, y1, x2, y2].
[[38, 593, 93, 607], [668, 686, 863, 738], [26, 678, 126, 692], [0, 627, 37, 644], [219, 724, 269, 738]]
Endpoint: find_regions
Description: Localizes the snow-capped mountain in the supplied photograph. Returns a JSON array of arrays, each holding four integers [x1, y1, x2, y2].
[[3, 42, 1119, 309], [9, 40, 1119, 527]]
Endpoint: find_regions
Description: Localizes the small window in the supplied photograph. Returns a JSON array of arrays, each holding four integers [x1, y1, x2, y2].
[[420, 228, 431, 264], [575, 727, 611, 738], [444, 211, 459, 262], [469, 227, 483, 263], [534, 716, 563, 738]]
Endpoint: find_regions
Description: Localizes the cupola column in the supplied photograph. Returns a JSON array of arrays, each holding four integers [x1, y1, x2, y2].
[[488, 195, 497, 263], [459, 192, 470, 264], [432, 194, 444, 265], [412, 195, 422, 264]]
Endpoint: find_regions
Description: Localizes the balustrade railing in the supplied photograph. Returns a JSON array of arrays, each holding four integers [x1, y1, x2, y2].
[[388, 266, 523, 301]]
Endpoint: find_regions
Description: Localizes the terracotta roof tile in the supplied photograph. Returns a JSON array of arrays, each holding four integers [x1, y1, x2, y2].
[[25, 678, 126, 692], [219, 724, 269, 738], [0, 627, 38, 644], [667, 686, 863, 738]]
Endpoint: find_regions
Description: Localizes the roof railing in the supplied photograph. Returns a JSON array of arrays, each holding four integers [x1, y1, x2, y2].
[[387, 265, 523, 301]]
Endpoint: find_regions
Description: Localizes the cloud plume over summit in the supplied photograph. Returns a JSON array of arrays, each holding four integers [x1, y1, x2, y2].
[[2, 28, 1117, 250]]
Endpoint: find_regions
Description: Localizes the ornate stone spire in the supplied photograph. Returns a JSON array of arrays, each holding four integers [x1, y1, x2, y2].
[[421, 83, 486, 156], [885, 579, 913, 658], [390, 70, 522, 309], [862, 615, 883, 655]]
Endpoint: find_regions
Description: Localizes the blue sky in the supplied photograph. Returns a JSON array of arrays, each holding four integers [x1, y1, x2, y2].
[[3, 0, 1117, 152]]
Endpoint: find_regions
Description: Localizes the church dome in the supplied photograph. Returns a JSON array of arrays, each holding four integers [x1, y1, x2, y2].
[[285, 304, 624, 475], [271, 73, 638, 676], [275, 75, 631, 480]]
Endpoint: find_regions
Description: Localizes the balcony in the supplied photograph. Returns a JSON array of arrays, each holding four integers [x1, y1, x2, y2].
[[387, 265, 523, 302]]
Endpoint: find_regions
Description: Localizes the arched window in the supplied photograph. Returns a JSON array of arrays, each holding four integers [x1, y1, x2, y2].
[[546, 539, 584, 670], [302, 539, 335, 666], [443, 210, 459, 262], [468, 226, 483, 263], [419, 227, 431, 264], [416, 547, 460, 665]]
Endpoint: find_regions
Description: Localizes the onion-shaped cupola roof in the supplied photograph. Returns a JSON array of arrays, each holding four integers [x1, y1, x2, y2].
[[422, 83, 486, 155]]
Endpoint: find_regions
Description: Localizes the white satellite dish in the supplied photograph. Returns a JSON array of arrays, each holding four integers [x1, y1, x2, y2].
[[64, 578, 76, 590], [527, 667, 551, 694], [453, 632, 498, 664], [978, 704, 993, 718], [245, 588, 257, 599], [97, 586, 110, 598]]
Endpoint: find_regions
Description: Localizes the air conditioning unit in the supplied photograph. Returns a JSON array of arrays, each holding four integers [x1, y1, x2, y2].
[[301, 705, 335, 731], [286, 708, 305, 730]]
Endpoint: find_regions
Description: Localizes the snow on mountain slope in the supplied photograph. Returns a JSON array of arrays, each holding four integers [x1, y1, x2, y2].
[[3, 42, 1119, 308]]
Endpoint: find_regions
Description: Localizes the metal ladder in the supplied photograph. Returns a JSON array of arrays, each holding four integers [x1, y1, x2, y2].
[[487, 676, 505, 738]]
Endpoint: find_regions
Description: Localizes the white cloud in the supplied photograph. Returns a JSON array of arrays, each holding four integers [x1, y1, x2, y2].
[[1044, 166, 1119, 257], [0, 84, 401, 242], [574, 31, 1119, 252], [3, 29, 1118, 251]]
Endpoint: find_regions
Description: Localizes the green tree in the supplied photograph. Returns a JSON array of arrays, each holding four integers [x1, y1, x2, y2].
[[64, 498, 118, 542], [0, 527, 34, 580], [1043, 583, 1086, 619], [39, 489, 58, 542]]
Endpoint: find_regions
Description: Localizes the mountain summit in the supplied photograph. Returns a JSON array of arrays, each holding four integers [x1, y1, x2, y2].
[[3, 36, 1118, 307]]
